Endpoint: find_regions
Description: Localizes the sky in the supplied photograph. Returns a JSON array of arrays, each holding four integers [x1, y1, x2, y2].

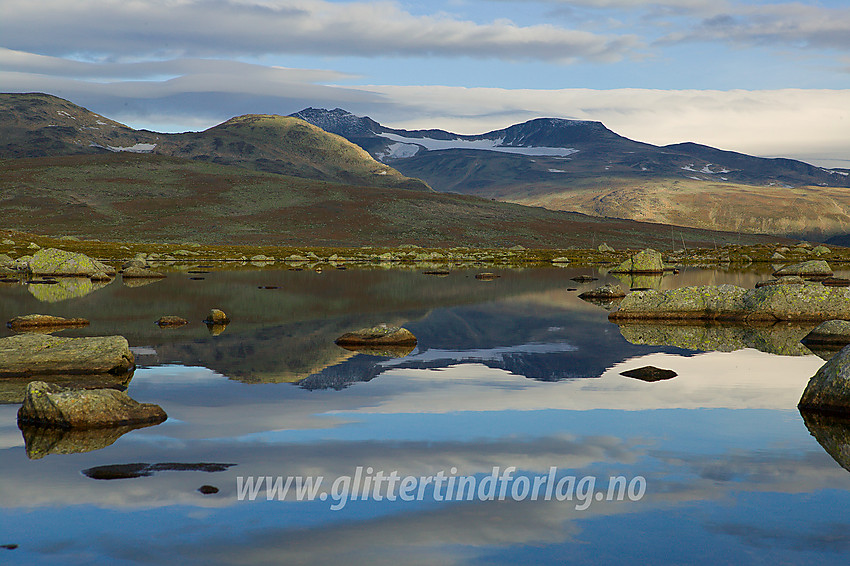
[[1, 0, 849, 166]]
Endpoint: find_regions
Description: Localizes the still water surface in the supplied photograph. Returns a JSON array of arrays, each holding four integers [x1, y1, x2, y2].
[[1, 266, 849, 565]]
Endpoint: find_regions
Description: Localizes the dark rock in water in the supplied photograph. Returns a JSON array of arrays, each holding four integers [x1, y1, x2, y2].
[[799, 410, 850, 472], [803, 320, 850, 346], [571, 275, 597, 283], [7, 314, 90, 331], [122, 266, 166, 279], [258, 285, 279, 289], [189, 276, 205, 281], [20, 420, 154, 460], [610, 249, 664, 274], [772, 260, 833, 278], [1, 544, 18, 550], [336, 324, 417, 347], [198, 485, 220, 495], [822, 277, 850, 287], [566, 288, 578, 291], [82, 462, 236, 480], [204, 308, 230, 324], [620, 366, 677, 382], [475, 272, 500, 281], [799, 345, 850, 414], [755, 276, 805, 288], [579, 284, 626, 300], [17, 381, 167, 429], [156, 316, 189, 327], [0, 334, 134, 376], [423, 269, 450, 276]]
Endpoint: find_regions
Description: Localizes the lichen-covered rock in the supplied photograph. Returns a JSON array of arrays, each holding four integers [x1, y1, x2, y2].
[[17, 381, 166, 429], [28, 248, 107, 277], [755, 276, 805, 288], [0, 334, 134, 376], [7, 314, 90, 331], [121, 266, 166, 278], [335, 324, 417, 346], [799, 345, 850, 414], [610, 249, 664, 274], [772, 260, 833, 277], [204, 308, 230, 324], [803, 320, 850, 346], [597, 243, 615, 253], [579, 284, 626, 300], [610, 284, 850, 322], [812, 245, 831, 256], [156, 316, 189, 327]]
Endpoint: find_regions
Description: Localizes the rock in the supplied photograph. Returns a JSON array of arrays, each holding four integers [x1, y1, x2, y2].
[[571, 275, 597, 283], [90, 271, 112, 281], [17, 381, 167, 429], [812, 245, 830, 256], [122, 258, 148, 269], [610, 284, 850, 322], [755, 276, 805, 288], [475, 272, 500, 281], [551, 257, 571, 264], [156, 316, 189, 327], [121, 266, 166, 278], [27, 242, 40, 250], [771, 252, 786, 260], [7, 314, 90, 331], [20, 421, 154, 459], [796, 242, 813, 249], [610, 249, 664, 274], [204, 308, 230, 324], [28, 248, 105, 277], [198, 485, 220, 495], [509, 245, 525, 251], [773, 260, 833, 277], [579, 284, 626, 300], [822, 277, 850, 288], [0, 334, 134, 376], [335, 325, 417, 347], [2, 238, 15, 245], [597, 243, 615, 253], [799, 345, 850, 414], [620, 366, 677, 382], [82, 462, 235, 480], [802, 320, 850, 346], [250, 254, 274, 261]]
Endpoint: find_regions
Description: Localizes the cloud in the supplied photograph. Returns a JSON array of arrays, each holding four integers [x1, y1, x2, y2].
[[0, 0, 639, 63]]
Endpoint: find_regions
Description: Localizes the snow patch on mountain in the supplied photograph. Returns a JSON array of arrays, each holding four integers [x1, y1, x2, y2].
[[377, 142, 421, 161], [91, 142, 157, 153], [379, 132, 579, 158]]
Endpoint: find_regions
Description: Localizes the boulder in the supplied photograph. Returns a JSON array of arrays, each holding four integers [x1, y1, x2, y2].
[[610, 284, 850, 322], [597, 243, 615, 253], [803, 320, 850, 346], [7, 314, 90, 331], [772, 260, 833, 277], [335, 325, 417, 347], [27, 248, 108, 277], [156, 316, 189, 327], [475, 272, 500, 281], [812, 245, 830, 256], [610, 249, 664, 274], [799, 345, 850, 414], [121, 266, 166, 278], [579, 284, 626, 300], [204, 309, 230, 324], [17, 381, 167, 429], [620, 366, 677, 382], [0, 334, 134, 376], [755, 276, 805, 288]]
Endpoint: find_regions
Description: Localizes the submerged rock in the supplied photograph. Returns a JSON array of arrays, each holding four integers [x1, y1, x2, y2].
[[620, 366, 677, 382], [335, 324, 417, 347], [610, 284, 850, 322], [17, 381, 167, 429], [799, 346, 850, 414], [7, 314, 90, 331], [0, 334, 134, 376], [610, 249, 664, 274], [772, 260, 833, 278]]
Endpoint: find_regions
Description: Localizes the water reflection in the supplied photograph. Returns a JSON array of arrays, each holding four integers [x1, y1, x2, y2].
[[801, 410, 850, 473], [20, 420, 161, 460], [27, 277, 112, 302]]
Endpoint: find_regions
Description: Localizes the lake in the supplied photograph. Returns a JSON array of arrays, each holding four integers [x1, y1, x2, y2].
[[1, 265, 850, 565]]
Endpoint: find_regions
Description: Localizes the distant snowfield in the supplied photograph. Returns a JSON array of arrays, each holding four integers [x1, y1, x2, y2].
[[107, 143, 157, 153], [378, 132, 579, 159]]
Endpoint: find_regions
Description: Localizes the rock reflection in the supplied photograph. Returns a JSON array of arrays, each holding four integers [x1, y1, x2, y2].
[[800, 410, 850, 473], [27, 277, 112, 302], [0, 373, 133, 404], [615, 321, 816, 356], [20, 420, 160, 460], [613, 273, 666, 290]]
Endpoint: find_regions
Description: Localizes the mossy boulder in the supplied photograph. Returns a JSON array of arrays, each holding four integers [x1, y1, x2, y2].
[[0, 334, 134, 376], [7, 314, 90, 331], [803, 320, 850, 346], [204, 308, 230, 324], [610, 249, 664, 274], [799, 345, 850, 414], [17, 381, 166, 429], [28, 248, 113, 277], [772, 260, 833, 277], [335, 325, 417, 346]]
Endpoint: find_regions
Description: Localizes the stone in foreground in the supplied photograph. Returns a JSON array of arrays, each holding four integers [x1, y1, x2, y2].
[[803, 320, 850, 346], [335, 325, 417, 347], [799, 345, 850, 414], [610, 249, 664, 274], [772, 260, 833, 278], [0, 334, 134, 376], [620, 366, 678, 382], [7, 314, 90, 331], [17, 381, 167, 429]]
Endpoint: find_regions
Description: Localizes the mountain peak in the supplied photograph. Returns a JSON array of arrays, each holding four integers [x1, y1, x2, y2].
[[290, 107, 381, 138]]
